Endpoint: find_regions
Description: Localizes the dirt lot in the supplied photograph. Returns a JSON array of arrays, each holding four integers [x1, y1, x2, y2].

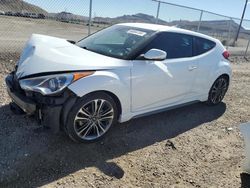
[[0, 15, 250, 57], [0, 16, 100, 56], [0, 16, 250, 188]]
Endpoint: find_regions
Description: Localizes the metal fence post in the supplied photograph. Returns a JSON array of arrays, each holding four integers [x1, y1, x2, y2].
[[88, 0, 93, 35], [155, 1, 161, 24], [226, 18, 232, 49], [197, 10, 203, 32], [244, 37, 250, 57], [21, 1, 24, 13]]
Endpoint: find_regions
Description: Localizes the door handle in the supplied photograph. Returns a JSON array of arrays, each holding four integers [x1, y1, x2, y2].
[[188, 66, 197, 71]]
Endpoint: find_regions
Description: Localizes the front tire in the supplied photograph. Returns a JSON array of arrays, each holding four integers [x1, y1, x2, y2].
[[207, 76, 229, 106], [65, 92, 118, 143]]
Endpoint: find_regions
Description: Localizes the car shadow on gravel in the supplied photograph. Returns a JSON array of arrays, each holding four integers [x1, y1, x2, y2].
[[0, 102, 226, 187]]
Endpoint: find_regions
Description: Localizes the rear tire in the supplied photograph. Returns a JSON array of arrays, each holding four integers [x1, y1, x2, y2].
[[65, 92, 118, 143], [207, 76, 229, 106]]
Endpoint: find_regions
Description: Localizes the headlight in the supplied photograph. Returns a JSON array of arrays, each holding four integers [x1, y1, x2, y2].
[[19, 72, 94, 95]]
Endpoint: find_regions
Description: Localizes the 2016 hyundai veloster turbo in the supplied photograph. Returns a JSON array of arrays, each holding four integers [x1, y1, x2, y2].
[[6, 23, 231, 142]]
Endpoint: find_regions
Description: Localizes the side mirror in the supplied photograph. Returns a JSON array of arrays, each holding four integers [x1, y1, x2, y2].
[[143, 49, 167, 61]]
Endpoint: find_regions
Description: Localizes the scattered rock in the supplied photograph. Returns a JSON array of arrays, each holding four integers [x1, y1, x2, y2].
[[165, 140, 177, 150]]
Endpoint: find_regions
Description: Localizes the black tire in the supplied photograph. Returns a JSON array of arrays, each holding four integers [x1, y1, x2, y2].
[[65, 92, 118, 143], [207, 75, 229, 106]]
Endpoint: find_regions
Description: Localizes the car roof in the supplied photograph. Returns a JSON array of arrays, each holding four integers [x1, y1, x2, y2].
[[118, 23, 219, 43]]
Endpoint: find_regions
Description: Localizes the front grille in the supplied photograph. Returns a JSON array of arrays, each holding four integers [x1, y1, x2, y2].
[[13, 75, 20, 90], [9, 71, 25, 94]]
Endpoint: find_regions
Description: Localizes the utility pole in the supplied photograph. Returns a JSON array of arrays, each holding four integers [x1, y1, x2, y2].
[[88, 0, 93, 35], [234, 0, 248, 45]]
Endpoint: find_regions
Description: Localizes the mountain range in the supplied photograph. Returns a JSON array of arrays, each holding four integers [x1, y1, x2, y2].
[[0, 0, 247, 36], [0, 0, 47, 14]]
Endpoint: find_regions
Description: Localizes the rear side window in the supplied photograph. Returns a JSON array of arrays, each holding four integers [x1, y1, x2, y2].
[[142, 32, 193, 59], [194, 37, 216, 56]]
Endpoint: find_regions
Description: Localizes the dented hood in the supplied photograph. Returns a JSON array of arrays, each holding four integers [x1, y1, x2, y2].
[[16, 34, 127, 78]]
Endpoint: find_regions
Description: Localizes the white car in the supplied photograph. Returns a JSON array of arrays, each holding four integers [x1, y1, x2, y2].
[[6, 23, 231, 142]]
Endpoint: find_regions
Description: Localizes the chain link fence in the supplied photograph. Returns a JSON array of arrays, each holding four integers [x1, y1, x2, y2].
[[154, 0, 250, 56], [0, 0, 250, 62]]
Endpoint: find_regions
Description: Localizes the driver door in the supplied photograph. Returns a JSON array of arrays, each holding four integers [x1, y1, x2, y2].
[[131, 32, 198, 112]]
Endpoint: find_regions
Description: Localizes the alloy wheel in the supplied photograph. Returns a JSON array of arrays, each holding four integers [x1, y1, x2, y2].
[[74, 99, 114, 141], [210, 77, 228, 104]]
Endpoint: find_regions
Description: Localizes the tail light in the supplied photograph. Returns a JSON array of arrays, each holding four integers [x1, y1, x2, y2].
[[223, 51, 230, 59]]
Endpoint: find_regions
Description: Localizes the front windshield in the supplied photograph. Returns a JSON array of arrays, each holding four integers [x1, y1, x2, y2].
[[76, 25, 155, 59]]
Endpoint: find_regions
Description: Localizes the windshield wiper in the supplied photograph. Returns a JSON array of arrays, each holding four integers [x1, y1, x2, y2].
[[67, 40, 76, 44]]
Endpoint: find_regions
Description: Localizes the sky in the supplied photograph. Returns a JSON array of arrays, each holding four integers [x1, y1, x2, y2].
[[23, 0, 250, 24]]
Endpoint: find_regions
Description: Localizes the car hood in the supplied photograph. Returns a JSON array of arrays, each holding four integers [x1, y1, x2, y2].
[[16, 34, 128, 79]]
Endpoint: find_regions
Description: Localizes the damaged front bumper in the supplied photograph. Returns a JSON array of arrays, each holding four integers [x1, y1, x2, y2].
[[5, 72, 77, 132]]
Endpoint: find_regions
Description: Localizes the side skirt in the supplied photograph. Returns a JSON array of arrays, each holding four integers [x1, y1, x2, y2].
[[131, 100, 200, 120]]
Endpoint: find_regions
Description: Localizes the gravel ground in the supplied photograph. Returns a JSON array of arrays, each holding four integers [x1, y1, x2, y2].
[[0, 53, 249, 188]]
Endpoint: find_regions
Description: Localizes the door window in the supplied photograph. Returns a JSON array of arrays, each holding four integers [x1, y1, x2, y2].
[[142, 32, 193, 59], [194, 37, 216, 55]]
